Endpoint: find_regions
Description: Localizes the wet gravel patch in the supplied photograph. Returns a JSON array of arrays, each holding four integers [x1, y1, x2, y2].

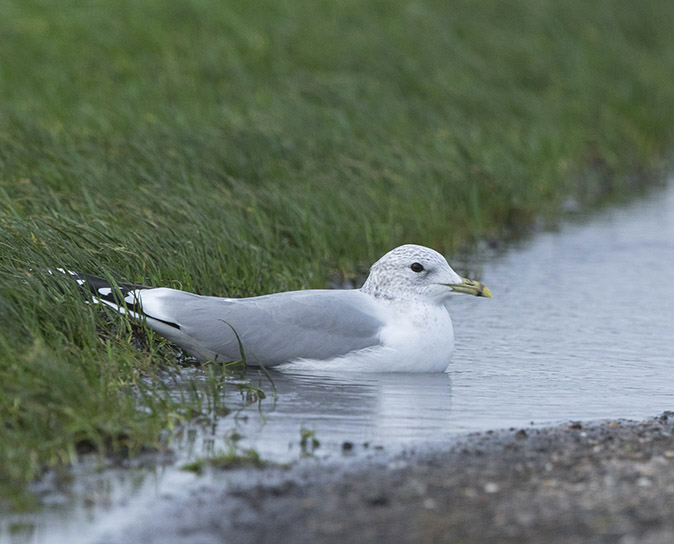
[[100, 413, 674, 544]]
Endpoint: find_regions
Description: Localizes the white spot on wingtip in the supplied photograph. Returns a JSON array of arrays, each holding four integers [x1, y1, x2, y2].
[[98, 287, 112, 296], [76, 279, 85, 285], [52, 267, 78, 276], [99, 298, 141, 319]]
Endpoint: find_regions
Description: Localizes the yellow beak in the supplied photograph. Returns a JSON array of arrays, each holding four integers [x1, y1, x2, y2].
[[446, 277, 493, 298]]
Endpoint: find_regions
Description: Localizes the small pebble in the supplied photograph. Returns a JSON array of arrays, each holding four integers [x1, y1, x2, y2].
[[636, 477, 652, 488], [423, 498, 437, 509], [484, 482, 500, 494]]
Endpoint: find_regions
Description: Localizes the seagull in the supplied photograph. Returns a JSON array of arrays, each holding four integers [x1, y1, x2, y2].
[[66, 244, 491, 372]]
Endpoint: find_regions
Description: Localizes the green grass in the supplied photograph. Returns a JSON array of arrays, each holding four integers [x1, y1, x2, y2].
[[2, 0, 674, 505]]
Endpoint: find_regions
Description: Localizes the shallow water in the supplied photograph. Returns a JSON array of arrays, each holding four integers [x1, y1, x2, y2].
[[3, 182, 674, 543], [450, 183, 674, 430]]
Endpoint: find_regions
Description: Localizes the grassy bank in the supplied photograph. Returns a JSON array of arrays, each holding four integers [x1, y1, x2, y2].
[[2, 0, 674, 503]]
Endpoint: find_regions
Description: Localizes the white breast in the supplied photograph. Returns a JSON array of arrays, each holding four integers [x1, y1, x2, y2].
[[378, 301, 455, 372]]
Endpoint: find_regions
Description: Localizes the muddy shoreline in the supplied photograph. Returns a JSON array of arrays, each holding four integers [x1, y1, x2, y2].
[[98, 413, 674, 544]]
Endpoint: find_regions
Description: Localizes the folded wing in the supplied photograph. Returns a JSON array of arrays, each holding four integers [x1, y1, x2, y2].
[[137, 288, 384, 365]]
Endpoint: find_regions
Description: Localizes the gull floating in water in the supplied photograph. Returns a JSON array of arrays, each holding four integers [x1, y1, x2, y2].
[[67, 244, 491, 372]]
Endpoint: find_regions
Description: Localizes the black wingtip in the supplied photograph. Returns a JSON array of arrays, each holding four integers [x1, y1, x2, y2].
[[73, 273, 150, 304], [63, 271, 182, 330], [56, 269, 148, 317]]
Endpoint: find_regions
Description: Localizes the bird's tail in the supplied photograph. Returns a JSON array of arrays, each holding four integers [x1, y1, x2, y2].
[[53, 268, 152, 319]]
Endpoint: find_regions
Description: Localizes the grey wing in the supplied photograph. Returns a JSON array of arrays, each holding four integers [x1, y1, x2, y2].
[[137, 288, 384, 365]]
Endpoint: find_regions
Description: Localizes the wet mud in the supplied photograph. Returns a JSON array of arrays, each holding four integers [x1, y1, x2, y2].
[[99, 413, 674, 544]]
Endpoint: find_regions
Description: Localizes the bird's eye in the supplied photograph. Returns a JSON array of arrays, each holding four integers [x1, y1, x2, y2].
[[410, 262, 424, 273]]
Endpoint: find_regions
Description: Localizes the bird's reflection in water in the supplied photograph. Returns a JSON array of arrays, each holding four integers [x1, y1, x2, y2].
[[181, 370, 455, 461]]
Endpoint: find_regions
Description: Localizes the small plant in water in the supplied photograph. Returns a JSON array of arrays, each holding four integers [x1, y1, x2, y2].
[[181, 427, 266, 474], [236, 382, 266, 404], [182, 448, 265, 474], [299, 427, 320, 457]]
